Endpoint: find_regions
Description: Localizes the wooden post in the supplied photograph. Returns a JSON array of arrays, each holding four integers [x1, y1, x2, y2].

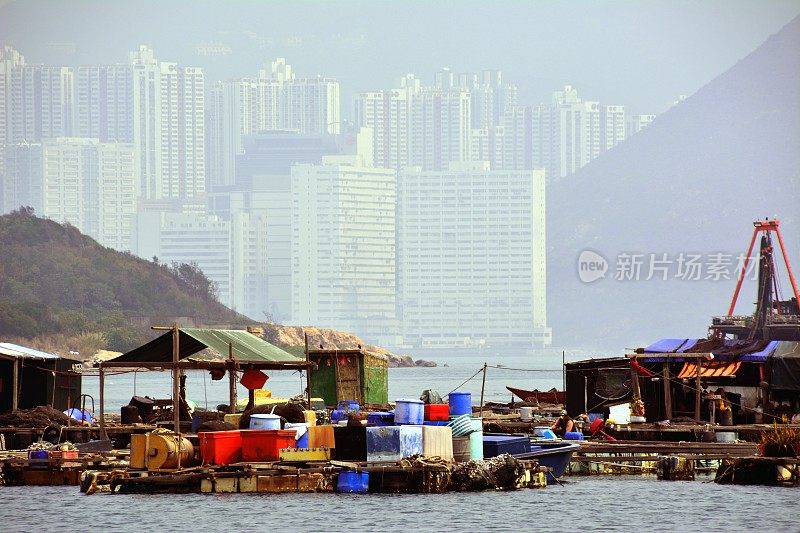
[[11, 359, 19, 411], [172, 323, 180, 432], [663, 362, 672, 420], [694, 361, 702, 421], [99, 364, 107, 440], [562, 350, 566, 392], [228, 342, 237, 414], [479, 363, 488, 417], [304, 333, 312, 409], [172, 323, 182, 470]]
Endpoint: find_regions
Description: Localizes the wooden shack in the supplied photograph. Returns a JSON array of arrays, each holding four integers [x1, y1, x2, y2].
[[0, 342, 82, 412], [307, 348, 388, 407]]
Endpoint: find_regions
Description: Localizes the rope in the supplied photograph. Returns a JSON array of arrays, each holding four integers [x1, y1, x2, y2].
[[446, 367, 486, 396]]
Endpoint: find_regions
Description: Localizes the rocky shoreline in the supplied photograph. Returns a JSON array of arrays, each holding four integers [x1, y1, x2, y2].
[[260, 324, 437, 368]]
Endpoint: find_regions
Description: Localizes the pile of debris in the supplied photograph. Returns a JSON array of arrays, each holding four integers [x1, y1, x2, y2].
[[0, 406, 73, 428]]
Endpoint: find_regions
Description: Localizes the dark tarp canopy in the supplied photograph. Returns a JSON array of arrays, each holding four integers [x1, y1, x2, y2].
[[768, 341, 800, 391], [104, 328, 309, 369]]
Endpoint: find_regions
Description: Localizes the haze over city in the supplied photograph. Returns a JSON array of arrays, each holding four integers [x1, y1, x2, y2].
[[1, 1, 798, 355]]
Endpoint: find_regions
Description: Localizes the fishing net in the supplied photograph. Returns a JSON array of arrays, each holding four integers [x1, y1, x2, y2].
[[449, 454, 526, 491]]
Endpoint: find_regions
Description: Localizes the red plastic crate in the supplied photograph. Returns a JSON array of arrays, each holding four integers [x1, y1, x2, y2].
[[424, 404, 450, 421], [199, 430, 242, 465], [241, 429, 296, 462]]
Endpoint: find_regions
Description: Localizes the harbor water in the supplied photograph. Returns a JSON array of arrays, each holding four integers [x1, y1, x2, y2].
[[0, 476, 796, 532]]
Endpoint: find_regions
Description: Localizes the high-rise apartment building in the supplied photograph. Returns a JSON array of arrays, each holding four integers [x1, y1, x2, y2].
[[397, 162, 550, 349], [75, 65, 133, 142], [533, 86, 626, 179], [626, 114, 656, 138], [353, 74, 419, 171], [8, 64, 74, 143], [130, 46, 205, 200], [208, 59, 340, 188], [356, 69, 519, 172], [291, 155, 397, 344], [3, 137, 136, 250], [135, 210, 234, 307], [0, 46, 25, 156]]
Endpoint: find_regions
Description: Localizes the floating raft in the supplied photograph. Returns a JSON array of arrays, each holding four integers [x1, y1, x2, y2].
[[91, 455, 548, 495], [714, 457, 800, 486]]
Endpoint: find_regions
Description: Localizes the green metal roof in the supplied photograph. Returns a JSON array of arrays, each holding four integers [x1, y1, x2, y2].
[[107, 328, 306, 368]]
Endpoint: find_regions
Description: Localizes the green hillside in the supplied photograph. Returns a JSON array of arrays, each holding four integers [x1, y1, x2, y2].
[[0, 208, 251, 354]]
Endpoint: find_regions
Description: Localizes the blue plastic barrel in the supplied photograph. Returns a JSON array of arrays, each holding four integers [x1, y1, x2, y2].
[[367, 412, 395, 426], [564, 431, 584, 440], [336, 471, 369, 493], [448, 391, 472, 416], [394, 399, 424, 424], [337, 400, 360, 412], [285, 422, 309, 448]]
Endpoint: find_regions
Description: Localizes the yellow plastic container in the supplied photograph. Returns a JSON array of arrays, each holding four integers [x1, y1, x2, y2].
[[303, 410, 317, 427], [130, 434, 147, 469], [279, 447, 331, 462]]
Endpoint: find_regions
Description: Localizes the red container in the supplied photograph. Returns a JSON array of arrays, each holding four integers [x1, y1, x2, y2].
[[199, 430, 242, 465], [241, 429, 296, 462], [424, 404, 450, 421]]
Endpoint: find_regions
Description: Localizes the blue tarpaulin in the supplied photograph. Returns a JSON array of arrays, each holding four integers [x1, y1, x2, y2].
[[643, 339, 700, 353], [639, 339, 776, 363]]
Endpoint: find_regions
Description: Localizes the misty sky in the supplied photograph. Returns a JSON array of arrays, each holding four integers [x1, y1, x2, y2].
[[1, 0, 798, 116]]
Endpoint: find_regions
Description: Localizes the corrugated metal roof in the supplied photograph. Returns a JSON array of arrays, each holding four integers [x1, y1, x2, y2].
[[108, 328, 306, 367], [0, 342, 59, 360], [182, 328, 302, 363]]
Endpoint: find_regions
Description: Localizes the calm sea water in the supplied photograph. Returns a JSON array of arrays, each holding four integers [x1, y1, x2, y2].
[[0, 476, 796, 532]]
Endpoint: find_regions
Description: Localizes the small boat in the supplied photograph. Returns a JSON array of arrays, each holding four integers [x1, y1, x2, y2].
[[514, 441, 580, 482], [506, 386, 565, 405]]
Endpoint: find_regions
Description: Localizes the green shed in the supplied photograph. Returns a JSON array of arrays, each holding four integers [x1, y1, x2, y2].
[[307, 348, 388, 407]]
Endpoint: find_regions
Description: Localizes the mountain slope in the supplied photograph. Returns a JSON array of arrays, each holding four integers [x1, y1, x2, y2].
[[548, 16, 800, 350], [0, 209, 250, 352]]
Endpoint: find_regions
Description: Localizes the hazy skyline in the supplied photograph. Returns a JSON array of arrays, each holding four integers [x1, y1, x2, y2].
[[1, 1, 798, 115]]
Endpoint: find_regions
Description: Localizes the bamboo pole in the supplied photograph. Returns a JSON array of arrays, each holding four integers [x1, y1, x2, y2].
[[172, 323, 181, 470], [663, 362, 673, 420], [11, 359, 19, 411], [228, 342, 237, 414], [304, 333, 312, 409], [99, 364, 107, 440], [695, 361, 702, 421], [479, 363, 488, 417]]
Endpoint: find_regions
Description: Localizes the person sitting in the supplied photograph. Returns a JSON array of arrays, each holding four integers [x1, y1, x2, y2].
[[551, 410, 574, 437]]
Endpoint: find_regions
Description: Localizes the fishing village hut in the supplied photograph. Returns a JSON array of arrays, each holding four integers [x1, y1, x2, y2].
[[0, 342, 82, 413], [566, 339, 800, 426], [306, 347, 388, 407], [98, 327, 314, 437]]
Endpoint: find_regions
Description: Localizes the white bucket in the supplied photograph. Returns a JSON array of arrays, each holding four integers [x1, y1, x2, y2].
[[249, 413, 281, 430], [519, 407, 533, 421], [716, 431, 737, 443]]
